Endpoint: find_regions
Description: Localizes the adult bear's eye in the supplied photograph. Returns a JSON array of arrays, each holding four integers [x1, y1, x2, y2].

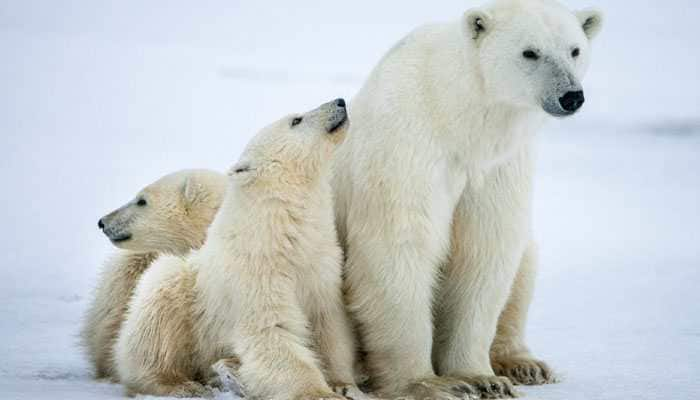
[[291, 117, 303, 127], [522, 50, 539, 60], [136, 198, 147, 207], [571, 48, 580, 58]]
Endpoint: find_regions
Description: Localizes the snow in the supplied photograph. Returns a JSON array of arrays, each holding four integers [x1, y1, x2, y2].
[[0, 1, 698, 399]]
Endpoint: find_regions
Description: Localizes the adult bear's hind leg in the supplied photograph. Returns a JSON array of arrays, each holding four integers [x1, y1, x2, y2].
[[490, 242, 557, 386]]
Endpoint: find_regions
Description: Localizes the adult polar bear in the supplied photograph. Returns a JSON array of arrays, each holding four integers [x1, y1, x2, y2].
[[333, 0, 602, 398]]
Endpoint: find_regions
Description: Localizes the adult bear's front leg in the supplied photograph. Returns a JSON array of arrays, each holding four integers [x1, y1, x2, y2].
[[344, 235, 438, 395], [342, 193, 476, 399], [433, 155, 534, 399]]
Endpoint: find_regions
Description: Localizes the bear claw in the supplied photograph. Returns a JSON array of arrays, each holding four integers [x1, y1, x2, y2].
[[491, 356, 557, 386], [454, 375, 519, 399]]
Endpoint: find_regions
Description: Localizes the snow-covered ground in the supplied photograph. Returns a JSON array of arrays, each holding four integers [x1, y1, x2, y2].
[[1, 1, 698, 399]]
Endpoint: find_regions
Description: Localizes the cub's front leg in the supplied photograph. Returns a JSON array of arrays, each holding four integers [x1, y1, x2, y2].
[[114, 256, 207, 397], [234, 274, 342, 400], [307, 254, 360, 397]]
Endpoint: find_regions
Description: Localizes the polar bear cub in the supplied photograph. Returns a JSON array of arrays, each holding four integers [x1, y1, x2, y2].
[[82, 169, 227, 380], [115, 99, 358, 399]]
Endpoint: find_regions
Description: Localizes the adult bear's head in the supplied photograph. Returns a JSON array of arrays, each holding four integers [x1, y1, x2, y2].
[[463, 0, 603, 117]]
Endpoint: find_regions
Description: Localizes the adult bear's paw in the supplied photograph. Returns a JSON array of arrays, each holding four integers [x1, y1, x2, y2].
[[491, 355, 557, 386]]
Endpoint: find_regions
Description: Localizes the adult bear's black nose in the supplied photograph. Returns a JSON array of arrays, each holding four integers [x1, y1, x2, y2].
[[335, 98, 346, 108], [98, 218, 105, 229], [559, 90, 585, 112]]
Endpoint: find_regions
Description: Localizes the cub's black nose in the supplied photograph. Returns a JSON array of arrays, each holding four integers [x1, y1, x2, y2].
[[335, 98, 346, 108], [98, 219, 104, 229], [559, 90, 585, 112]]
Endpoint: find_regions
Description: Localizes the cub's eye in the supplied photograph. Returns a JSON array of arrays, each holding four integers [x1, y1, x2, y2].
[[571, 48, 580, 58], [136, 198, 147, 207], [291, 117, 303, 127], [522, 50, 539, 60]]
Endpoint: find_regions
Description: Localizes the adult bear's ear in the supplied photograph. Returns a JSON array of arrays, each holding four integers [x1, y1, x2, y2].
[[576, 8, 603, 40], [462, 8, 492, 42]]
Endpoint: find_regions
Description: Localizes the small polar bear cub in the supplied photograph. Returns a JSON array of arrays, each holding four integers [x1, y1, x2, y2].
[[82, 169, 227, 380], [115, 99, 358, 399], [96, 169, 227, 254]]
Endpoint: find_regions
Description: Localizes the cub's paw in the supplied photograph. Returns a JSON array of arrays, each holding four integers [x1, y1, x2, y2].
[[296, 390, 347, 400], [208, 357, 245, 395], [151, 381, 215, 398], [404, 376, 479, 400], [452, 375, 519, 399], [180, 381, 215, 398], [491, 356, 556, 386], [331, 383, 370, 400]]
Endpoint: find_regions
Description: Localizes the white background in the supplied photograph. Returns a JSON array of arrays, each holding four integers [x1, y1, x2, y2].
[[1, 1, 698, 399]]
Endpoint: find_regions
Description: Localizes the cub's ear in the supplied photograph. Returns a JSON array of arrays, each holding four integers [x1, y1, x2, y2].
[[576, 8, 603, 40], [182, 176, 206, 206], [228, 161, 256, 185], [462, 8, 492, 42], [229, 162, 251, 175]]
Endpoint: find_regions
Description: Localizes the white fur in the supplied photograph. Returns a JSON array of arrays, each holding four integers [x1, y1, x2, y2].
[[333, 0, 601, 397], [114, 100, 359, 399], [81, 169, 227, 380]]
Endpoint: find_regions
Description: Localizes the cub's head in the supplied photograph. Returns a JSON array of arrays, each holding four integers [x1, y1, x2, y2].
[[98, 169, 226, 254], [463, 0, 603, 116], [229, 98, 348, 197]]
